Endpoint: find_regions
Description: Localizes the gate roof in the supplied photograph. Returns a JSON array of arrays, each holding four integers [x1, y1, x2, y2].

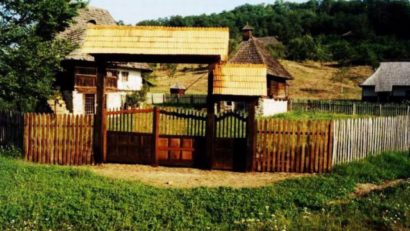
[[81, 25, 230, 63]]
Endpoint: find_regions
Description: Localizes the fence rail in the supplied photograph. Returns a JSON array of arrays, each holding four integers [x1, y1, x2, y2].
[[24, 114, 95, 165], [333, 116, 410, 165], [147, 93, 207, 106], [291, 100, 410, 116]]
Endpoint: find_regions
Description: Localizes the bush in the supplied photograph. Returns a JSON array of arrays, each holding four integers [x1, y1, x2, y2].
[[125, 84, 149, 108]]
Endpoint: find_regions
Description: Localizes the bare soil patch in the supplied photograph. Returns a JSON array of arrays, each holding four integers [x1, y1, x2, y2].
[[89, 164, 310, 188]]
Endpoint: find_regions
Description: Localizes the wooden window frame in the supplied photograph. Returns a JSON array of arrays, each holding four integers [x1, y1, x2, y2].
[[84, 94, 96, 115], [121, 71, 129, 82]]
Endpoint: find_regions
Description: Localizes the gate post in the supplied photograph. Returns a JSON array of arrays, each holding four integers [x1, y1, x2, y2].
[[206, 64, 216, 169], [151, 106, 160, 167], [94, 59, 107, 164], [246, 99, 258, 172]]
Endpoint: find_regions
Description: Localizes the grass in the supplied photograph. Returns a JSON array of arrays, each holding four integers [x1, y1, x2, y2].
[[0, 149, 409, 230], [149, 61, 373, 100], [268, 111, 372, 120]]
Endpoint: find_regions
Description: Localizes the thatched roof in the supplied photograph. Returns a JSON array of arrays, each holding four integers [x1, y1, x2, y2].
[[229, 36, 293, 80], [360, 62, 410, 92], [213, 64, 267, 96], [81, 25, 230, 61], [59, 6, 151, 71]]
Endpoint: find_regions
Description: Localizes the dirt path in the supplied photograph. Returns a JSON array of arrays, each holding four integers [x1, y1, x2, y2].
[[89, 164, 310, 188], [329, 179, 408, 205]]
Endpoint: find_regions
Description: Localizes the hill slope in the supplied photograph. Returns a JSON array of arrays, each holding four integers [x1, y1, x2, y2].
[[149, 61, 373, 100]]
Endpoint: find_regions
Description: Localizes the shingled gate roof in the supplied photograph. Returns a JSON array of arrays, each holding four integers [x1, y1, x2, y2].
[[360, 62, 410, 92], [229, 36, 293, 80], [59, 6, 151, 71], [257, 36, 279, 46], [81, 25, 230, 61], [213, 64, 267, 96], [170, 83, 187, 90]]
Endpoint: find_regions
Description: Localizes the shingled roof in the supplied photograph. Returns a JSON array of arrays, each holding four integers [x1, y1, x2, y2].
[[59, 6, 151, 71], [81, 25, 230, 62], [360, 62, 410, 92], [213, 64, 267, 96], [229, 36, 293, 80], [257, 36, 279, 46]]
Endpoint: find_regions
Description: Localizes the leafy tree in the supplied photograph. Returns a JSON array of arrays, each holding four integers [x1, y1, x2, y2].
[[125, 84, 149, 108], [166, 64, 178, 78], [0, 0, 85, 112], [266, 43, 287, 59]]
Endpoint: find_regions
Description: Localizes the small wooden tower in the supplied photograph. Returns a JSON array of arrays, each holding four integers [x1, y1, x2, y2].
[[170, 83, 187, 96]]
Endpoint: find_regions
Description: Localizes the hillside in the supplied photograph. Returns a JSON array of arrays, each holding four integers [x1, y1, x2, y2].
[[149, 61, 374, 100]]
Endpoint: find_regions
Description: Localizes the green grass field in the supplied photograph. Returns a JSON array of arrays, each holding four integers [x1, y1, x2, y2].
[[0, 148, 409, 230]]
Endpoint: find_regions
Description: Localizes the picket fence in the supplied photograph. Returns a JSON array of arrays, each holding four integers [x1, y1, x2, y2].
[[0, 108, 407, 173], [255, 119, 334, 173], [333, 115, 410, 165], [0, 110, 24, 149], [291, 100, 410, 116], [24, 114, 95, 165]]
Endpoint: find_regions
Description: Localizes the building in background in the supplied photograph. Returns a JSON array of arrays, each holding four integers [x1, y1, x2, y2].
[[228, 25, 294, 116], [360, 62, 410, 102], [170, 83, 187, 96], [54, 6, 152, 114]]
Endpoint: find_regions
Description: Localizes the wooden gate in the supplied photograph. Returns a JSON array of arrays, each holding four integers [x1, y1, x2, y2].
[[106, 107, 207, 168], [106, 108, 154, 164], [214, 111, 247, 171]]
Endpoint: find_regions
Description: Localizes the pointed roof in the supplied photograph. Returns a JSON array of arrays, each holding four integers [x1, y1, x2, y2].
[[170, 83, 186, 90], [242, 24, 254, 31], [229, 37, 293, 80], [360, 62, 410, 92]]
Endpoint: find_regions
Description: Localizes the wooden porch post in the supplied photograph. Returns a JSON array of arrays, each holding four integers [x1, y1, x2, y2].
[[151, 106, 160, 167], [206, 63, 217, 169], [94, 59, 107, 164], [246, 99, 258, 172]]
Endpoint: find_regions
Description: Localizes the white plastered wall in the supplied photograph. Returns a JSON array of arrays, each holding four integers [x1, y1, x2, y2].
[[259, 98, 288, 116]]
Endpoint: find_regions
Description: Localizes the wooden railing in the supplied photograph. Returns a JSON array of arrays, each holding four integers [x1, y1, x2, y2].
[[75, 75, 97, 87], [106, 77, 118, 89]]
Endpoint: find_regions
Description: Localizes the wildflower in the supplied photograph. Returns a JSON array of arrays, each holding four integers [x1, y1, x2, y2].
[[265, 206, 269, 210]]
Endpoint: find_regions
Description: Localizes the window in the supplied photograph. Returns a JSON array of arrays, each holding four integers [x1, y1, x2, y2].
[[84, 94, 96, 115], [122, 72, 129, 82], [75, 67, 97, 76]]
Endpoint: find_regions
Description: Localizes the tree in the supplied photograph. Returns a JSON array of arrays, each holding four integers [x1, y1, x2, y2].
[[125, 84, 149, 108], [166, 64, 178, 78], [0, 0, 86, 112]]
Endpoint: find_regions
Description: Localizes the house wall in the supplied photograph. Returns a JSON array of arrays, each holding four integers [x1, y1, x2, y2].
[[392, 86, 410, 96], [72, 90, 86, 115], [117, 68, 143, 91], [106, 92, 127, 110], [257, 98, 288, 116], [362, 86, 378, 97]]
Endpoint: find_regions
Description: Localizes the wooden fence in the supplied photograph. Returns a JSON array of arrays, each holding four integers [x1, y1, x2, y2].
[[255, 119, 334, 173], [333, 115, 410, 165], [0, 110, 24, 149], [24, 114, 95, 165], [147, 93, 207, 106], [291, 100, 410, 116]]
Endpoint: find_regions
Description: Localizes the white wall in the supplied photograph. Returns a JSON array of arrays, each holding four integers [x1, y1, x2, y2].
[[117, 68, 143, 91], [259, 99, 288, 116], [106, 92, 127, 110], [72, 90, 85, 115]]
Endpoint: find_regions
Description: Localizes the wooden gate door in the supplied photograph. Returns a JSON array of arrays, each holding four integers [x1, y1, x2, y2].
[[213, 111, 247, 171], [106, 108, 154, 164], [157, 108, 207, 168]]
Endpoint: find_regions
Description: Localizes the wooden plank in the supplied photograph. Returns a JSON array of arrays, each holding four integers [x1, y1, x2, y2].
[[295, 121, 302, 172], [152, 107, 160, 167], [267, 119, 272, 172], [291, 120, 297, 172]]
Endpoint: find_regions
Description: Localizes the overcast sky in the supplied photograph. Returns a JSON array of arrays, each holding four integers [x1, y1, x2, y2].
[[89, 0, 306, 25]]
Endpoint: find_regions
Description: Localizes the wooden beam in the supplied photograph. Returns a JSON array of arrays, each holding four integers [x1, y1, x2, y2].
[[151, 107, 160, 167], [94, 59, 107, 164], [206, 63, 217, 169], [246, 99, 258, 172]]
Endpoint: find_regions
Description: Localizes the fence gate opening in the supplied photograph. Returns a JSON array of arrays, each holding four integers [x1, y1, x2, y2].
[[213, 111, 247, 171]]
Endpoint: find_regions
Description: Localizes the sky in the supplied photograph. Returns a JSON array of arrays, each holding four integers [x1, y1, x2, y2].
[[89, 0, 305, 25]]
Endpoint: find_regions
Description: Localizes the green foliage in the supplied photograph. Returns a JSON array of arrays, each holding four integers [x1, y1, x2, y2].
[[0, 0, 86, 112], [125, 84, 149, 108], [266, 43, 287, 59], [0, 150, 409, 230], [166, 63, 178, 78], [138, 0, 410, 66]]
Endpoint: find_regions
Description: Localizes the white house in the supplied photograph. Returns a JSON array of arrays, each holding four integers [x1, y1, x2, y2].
[[54, 6, 152, 115]]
